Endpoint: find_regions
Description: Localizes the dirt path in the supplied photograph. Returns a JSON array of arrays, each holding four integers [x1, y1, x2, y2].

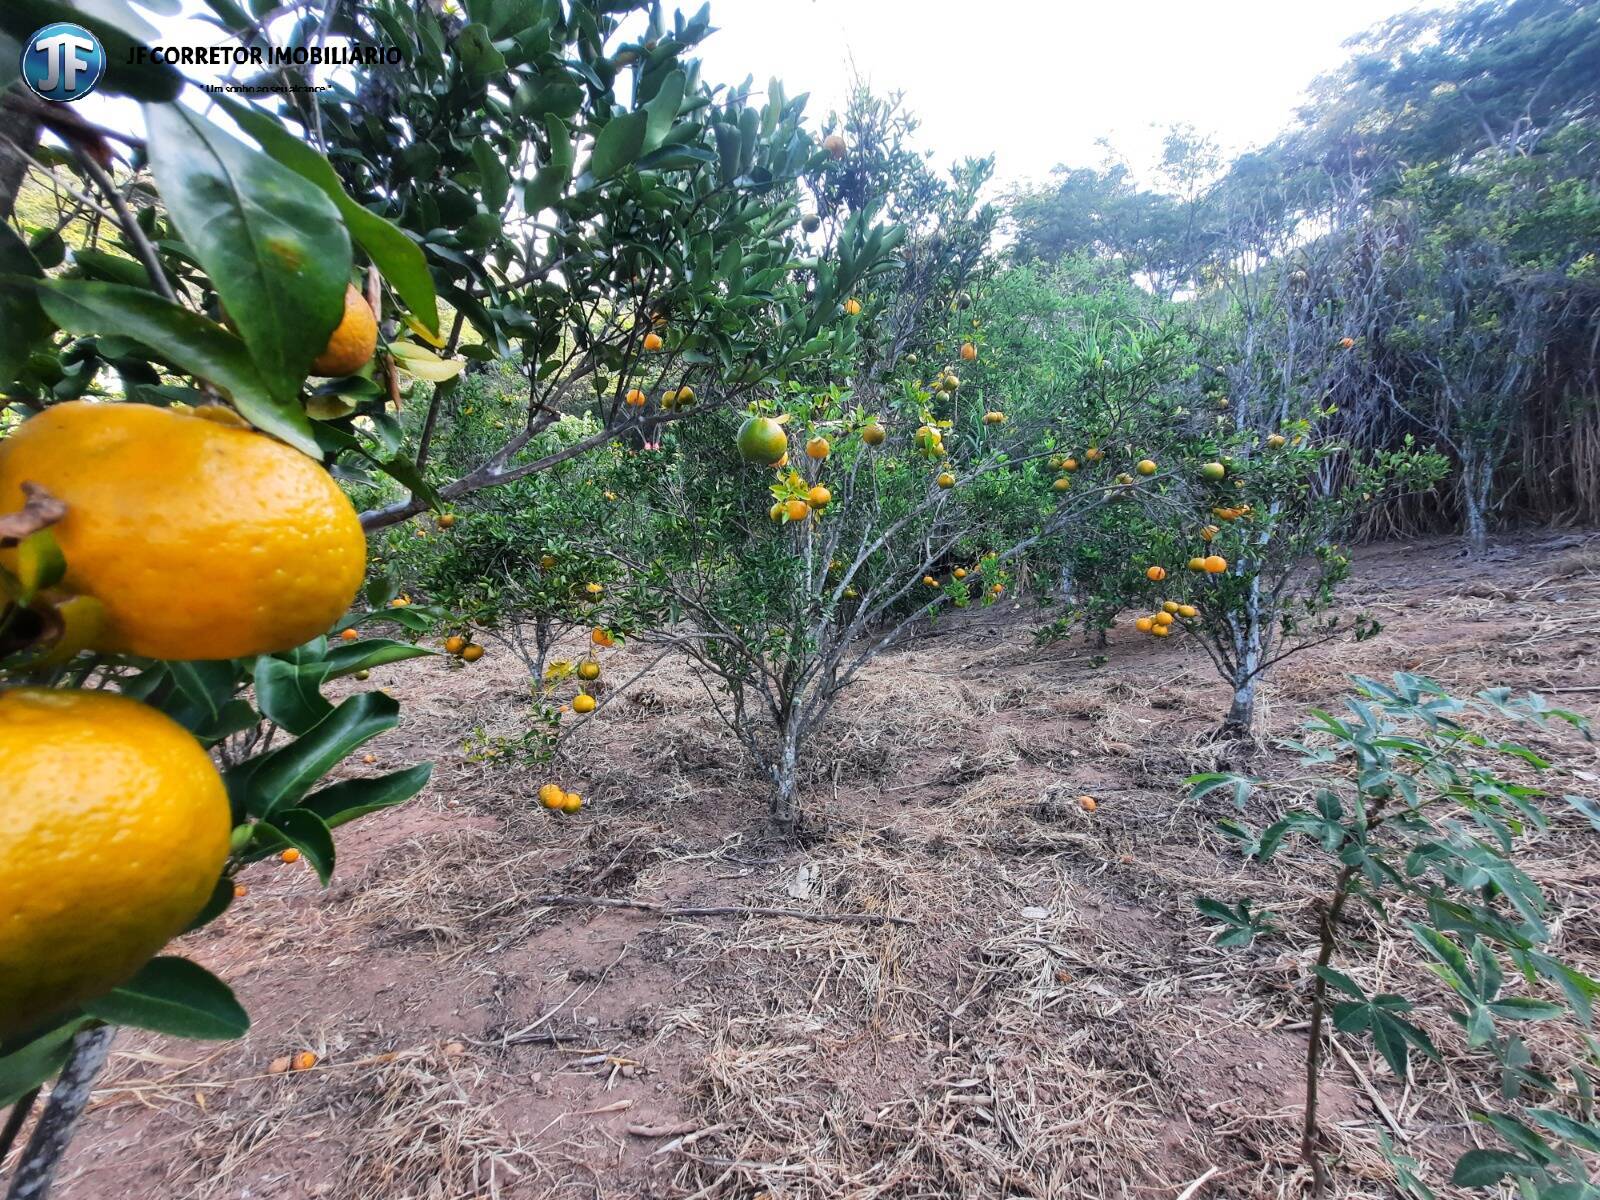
[[37, 533, 1600, 1199]]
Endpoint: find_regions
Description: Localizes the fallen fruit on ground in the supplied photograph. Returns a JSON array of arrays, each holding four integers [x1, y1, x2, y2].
[[861, 423, 885, 445], [281, 848, 301, 864], [0, 402, 366, 660], [561, 792, 583, 813], [444, 635, 467, 655], [1146, 565, 1166, 582], [1078, 795, 1097, 812], [1137, 459, 1157, 475], [292, 1051, 318, 1071], [461, 644, 485, 662], [0, 688, 230, 1040]]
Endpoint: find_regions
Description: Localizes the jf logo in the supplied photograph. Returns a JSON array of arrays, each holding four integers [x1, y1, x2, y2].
[[20, 22, 107, 103]]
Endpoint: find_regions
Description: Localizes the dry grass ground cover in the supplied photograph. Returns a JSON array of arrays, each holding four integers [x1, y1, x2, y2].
[[29, 534, 1600, 1200]]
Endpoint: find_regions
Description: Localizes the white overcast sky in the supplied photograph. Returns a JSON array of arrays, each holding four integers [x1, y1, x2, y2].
[[695, 0, 1425, 189], [98, 0, 1427, 191]]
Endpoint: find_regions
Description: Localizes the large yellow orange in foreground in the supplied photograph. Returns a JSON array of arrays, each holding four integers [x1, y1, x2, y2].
[[0, 402, 366, 660], [310, 285, 378, 377], [0, 688, 230, 1040]]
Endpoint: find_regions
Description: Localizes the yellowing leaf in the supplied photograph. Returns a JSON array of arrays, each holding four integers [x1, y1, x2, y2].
[[389, 341, 464, 383], [405, 315, 447, 348]]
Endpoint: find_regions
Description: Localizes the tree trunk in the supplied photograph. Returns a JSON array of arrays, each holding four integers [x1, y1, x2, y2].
[[768, 726, 801, 835], [1220, 577, 1263, 739], [1461, 446, 1491, 558], [5, 1026, 113, 1200]]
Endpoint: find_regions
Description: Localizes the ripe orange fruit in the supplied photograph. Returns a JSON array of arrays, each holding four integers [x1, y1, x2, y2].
[[1078, 795, 1097, 813], [861, 423, 885, 446], [561, 792, 583, 814], [233, 883, 248, 899], [923, 575, 939, 587], [806, 436, 831, 460], [310, 285, 378, 377], [1162, 601, 1180, 614], [1134, 616, 1154, 633], [436, 513, 456, 529], [1151, 624, 1171, 638], [341, 628, 360, 642], [1203, 555, 1228, 574], [953, 567, 967, 579], [625, 388, 647, 408], [444, 635, 466, 655], [1339, 337, 1355, 350], [1084, 447, 1102, 462], [281, 848, 301, 864], [461, 644, 485, 662], [1063, 457, 1079, 471], [577, 661, 600, 681], [0, 688, 230, 1040], [1153, 611, 1173, 627], [1177, 604, 1198, 618], [1188, 557, 1207, 571], [807, 485, 832, 509], [0, 402, 365, 661], [983, 411, 1005, 425], [1145, 565, 1167, 582], [783, 498, 809, 522], [989, 583, 1004, 596], [291, 1051, 318, 1071], [1052, 477, 1070, 492], [538, 783, 564, 809], [573, 693, 597, 714], [592, 627, 615, 648], [1136, 459, 1157, 476], [643, 332, 663, 352], [937, 472, 955, 489], [737, 416, 789, 464], [824, 133, 847, 158], [843, 298, 862, 316], [960, 342, 977, 361]]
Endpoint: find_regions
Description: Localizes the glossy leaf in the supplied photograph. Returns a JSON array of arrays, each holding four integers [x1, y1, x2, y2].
[[144, 102, 350, 406], [35, 280, 320, 456], [219, 98, 438, 334], [301, 764, 432, 829], [83, 957, 248, 1040], [225, 691, 401, 817]]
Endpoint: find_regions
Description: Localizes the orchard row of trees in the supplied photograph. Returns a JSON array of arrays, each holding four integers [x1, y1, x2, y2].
[[0, 0, 1594, 1195], [1009, 0, 1600, 547]]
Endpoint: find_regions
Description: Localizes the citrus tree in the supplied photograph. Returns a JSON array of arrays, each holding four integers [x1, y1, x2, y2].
[[0, 0, 877, 1185]]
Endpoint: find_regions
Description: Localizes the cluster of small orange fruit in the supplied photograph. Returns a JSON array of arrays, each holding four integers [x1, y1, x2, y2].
[[538, 783, 585, 814], [443, 632, 485, 662], [1134, 599, 1199, 638]]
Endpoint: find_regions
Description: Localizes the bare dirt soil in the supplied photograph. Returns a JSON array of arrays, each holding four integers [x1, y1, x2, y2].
[[29, 533, 1600, 1199]]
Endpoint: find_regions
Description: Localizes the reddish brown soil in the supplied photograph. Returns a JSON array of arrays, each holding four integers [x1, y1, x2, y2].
[[23, 533, 1600, 1199]]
